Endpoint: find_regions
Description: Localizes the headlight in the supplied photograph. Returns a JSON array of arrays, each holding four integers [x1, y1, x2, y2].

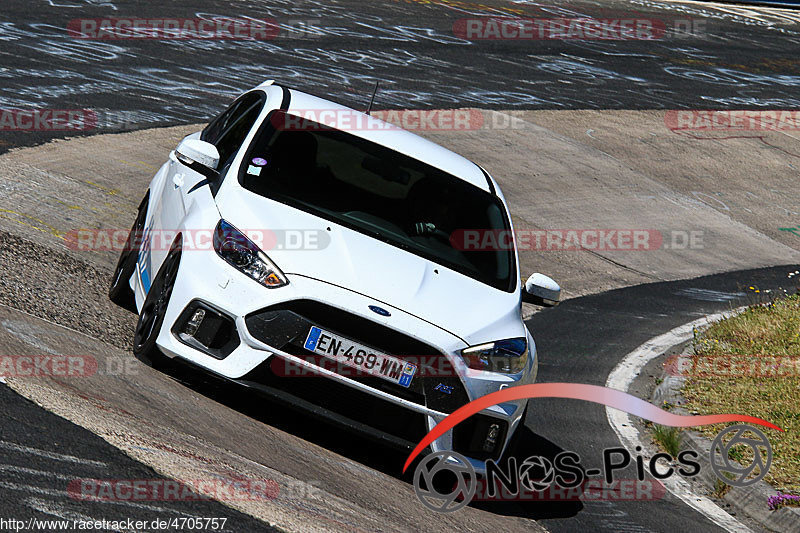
[[461, 338, 528, 374], [213, 219, 288, 288]]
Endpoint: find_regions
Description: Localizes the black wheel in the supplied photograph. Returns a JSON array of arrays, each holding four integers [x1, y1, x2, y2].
[[133, 242, 181, 367], [109, 193, 149, 312]]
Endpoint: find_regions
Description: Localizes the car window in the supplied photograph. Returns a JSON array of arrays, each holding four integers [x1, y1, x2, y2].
[[202, 92, 266, 171], [238, 110, 515, 292], [202, 98, 245, 145]]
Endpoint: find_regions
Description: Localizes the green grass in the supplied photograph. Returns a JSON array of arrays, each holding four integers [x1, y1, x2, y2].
[[682, 293, 800, 492], [712, 477, 732, 499], [652, 424, 682, 457], [727, 446, 745, 463]]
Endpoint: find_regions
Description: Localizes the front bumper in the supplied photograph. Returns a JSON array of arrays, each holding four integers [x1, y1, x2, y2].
[[139, 247, 536, 472]]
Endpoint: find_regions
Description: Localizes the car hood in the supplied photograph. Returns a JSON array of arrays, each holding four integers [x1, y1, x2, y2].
[[216, 190, 524, 345]]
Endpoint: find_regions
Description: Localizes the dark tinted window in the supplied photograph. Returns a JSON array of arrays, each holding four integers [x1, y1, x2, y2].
[[202, 92, 265, 171], [238, 110, 514, 291]]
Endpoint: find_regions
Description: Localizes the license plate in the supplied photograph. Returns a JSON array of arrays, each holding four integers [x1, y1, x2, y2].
[[303, 326, 417, 388]]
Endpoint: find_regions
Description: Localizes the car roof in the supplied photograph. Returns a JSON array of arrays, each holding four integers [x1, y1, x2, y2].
[[281, 87, 491, 193]]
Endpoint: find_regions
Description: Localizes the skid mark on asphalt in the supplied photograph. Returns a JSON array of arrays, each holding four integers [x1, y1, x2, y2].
[[0, 437, 239, 527], [1, 464, 84, 480], [3, 353, 373, 533], [0, 439, 168, 518], [583, 501, 655, 533], [0, 440, 106, 468], [3, 0, 800, 138], [646, 0, 800, 25], [0, 481, 183, 515], [23, 497, 99, 527], [674, 287, 747, 301], [0, 316, 119, 358]]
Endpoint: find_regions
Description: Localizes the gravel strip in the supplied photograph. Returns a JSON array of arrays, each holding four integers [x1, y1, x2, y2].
[[0, 229, 136, 350]]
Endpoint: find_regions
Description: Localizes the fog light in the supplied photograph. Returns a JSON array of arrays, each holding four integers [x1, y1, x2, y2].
[[483, 423, 501, 452], [184, 309, 206, 337]]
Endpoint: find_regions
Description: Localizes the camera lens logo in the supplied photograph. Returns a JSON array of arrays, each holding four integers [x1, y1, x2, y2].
[[519, 456, 555, 492], [412, 451, 477, 512], [710, 425, 772, 487]]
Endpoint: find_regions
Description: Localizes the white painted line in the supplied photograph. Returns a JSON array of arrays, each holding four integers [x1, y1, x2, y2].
[[605, 307, 750, 533]]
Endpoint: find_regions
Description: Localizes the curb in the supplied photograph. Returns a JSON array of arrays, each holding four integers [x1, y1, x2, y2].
[[607, 309, 752, 532], [654, 351, 800, 533]]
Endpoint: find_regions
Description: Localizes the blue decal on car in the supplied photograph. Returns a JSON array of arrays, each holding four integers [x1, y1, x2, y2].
[[138, 226, 153, 293], [140, 267, 151, 294], [398, 363, 417, 388], [434, 383, 454, 394], [304, 326, 322, 351]]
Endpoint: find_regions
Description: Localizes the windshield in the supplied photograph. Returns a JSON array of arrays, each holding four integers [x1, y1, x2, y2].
[[238, 110, 515, 292]]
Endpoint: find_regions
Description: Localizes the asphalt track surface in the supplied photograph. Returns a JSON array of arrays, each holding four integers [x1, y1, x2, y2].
[[1, 0, 799, 531], [0, 384, 274, 531], [2, 0, 800, 152]]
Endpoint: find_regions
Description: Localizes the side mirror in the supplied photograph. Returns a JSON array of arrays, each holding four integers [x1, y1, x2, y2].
[[175, 139, 220, 179], [522, 273, 561, 307]]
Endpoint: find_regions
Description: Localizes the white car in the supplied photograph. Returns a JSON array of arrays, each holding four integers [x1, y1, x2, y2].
[[109, 80, 561, 472]]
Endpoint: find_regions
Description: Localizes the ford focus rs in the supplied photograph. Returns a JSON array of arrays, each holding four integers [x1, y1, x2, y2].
[[109, 80, 561, 471]]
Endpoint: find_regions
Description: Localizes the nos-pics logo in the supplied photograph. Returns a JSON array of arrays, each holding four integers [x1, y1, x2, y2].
[[413, 424, 772, 513]]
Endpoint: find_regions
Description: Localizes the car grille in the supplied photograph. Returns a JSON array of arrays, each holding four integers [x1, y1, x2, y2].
[[239, 355, 430, 446], [244, 299, 471, 414]]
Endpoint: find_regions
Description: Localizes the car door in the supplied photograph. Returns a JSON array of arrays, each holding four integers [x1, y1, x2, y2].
[[141, 91, 267, 293]]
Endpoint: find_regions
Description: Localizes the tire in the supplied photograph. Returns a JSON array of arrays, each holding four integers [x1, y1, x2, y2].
[[133, 241, 181, 367], [109, 193, 149, 312]]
